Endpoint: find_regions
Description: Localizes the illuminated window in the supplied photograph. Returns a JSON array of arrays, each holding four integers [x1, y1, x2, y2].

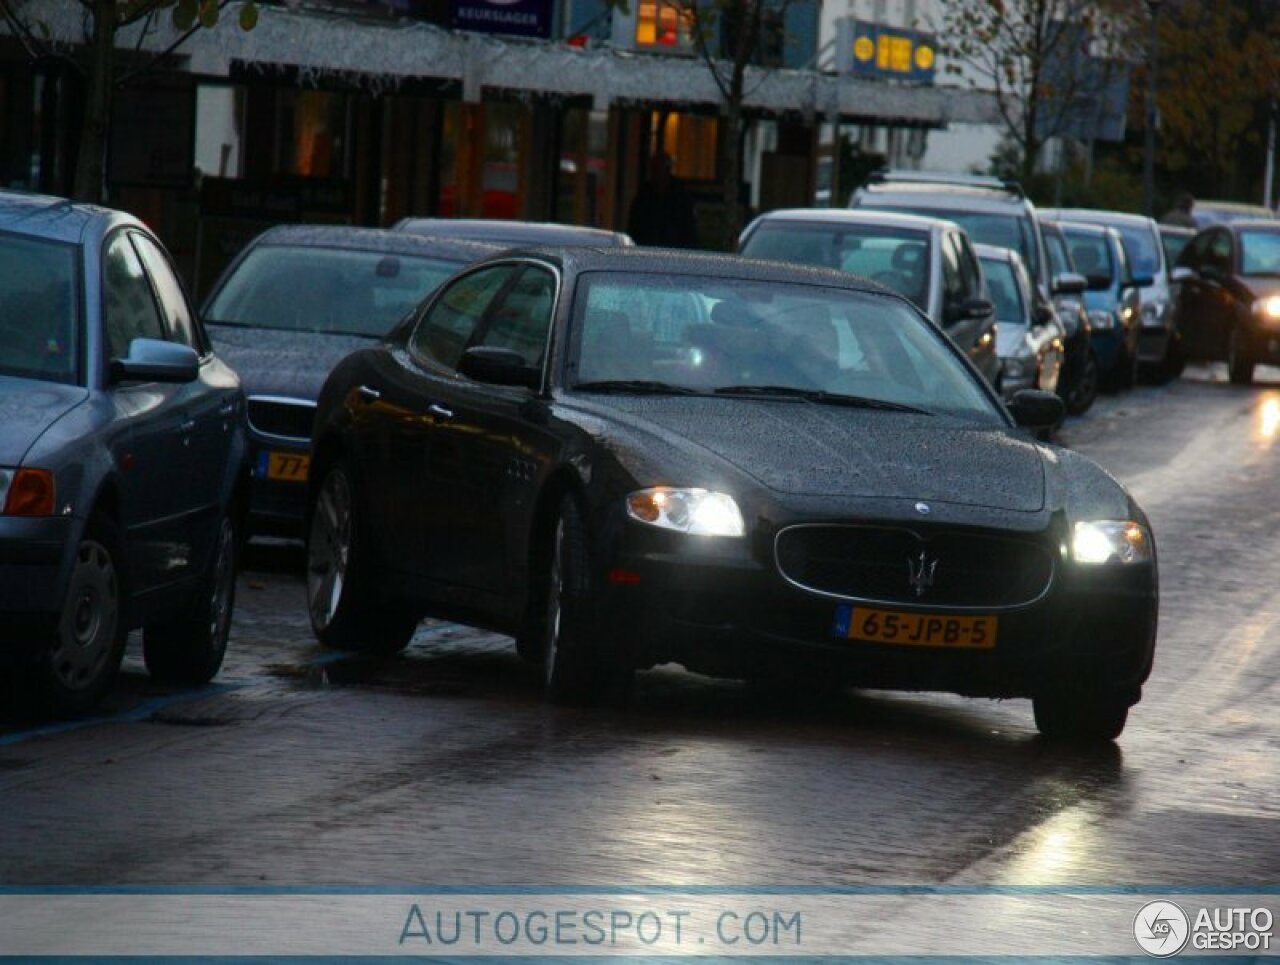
[[636, 0, 692, 49]]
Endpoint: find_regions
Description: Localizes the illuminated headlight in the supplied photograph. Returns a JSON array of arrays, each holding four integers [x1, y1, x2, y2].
[[1088, 309, 1116, 330], [626, 487, 745, 537], [1071, 520, 1152, 564], [1252, 295, 1280, 321]]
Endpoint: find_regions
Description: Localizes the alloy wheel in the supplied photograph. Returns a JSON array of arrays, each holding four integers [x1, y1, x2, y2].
[[543, 518, 565, 687], [308, 469, 353, 632]]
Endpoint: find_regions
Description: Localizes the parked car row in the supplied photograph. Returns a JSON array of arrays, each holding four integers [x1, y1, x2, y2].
[[1, 189, 1162, 741]]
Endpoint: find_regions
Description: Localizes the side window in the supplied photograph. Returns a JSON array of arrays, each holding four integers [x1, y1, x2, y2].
[[1207, 231, 1232, 274], [130, 232, 201, 352], [1045, 231, 1070, 276], [473, 266, 555, 368], [410, 265, 514, 369], [103, 231, 165, 361]]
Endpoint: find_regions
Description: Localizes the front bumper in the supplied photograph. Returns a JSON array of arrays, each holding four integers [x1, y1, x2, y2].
[[602, 528, 1156, 702], [246, 436, 311, 539], [0, 515, 75, 648], [1136, 323, 1172, 364]]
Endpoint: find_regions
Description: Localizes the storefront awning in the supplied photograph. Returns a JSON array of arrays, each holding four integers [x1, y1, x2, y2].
[[11, 0, 1002, 125]]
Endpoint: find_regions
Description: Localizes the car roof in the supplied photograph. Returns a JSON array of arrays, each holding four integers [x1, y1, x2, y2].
[[1158, 224, 1196, 236], [1220, 219, 1280, 231], [0, 188, 135, 244], [974, 242, 1021, 263], [855, 174, 1031, 212], [1195, 200, 1273, 214], [250, 224, 500, 261], [1050, 219, 1117, 238], [748, 208, 953, 233], [394, 217, 633, 247], [1041, 208, 1156, 229], [490, 245, 908, 296]]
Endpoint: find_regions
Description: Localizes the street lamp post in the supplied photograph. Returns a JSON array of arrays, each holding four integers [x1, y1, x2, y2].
[[1142, 0, 1163, 218]]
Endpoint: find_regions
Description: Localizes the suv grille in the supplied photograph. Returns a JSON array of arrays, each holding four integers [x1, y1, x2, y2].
[[775, 525, 1054, 609], [246, 397, 316, 441]]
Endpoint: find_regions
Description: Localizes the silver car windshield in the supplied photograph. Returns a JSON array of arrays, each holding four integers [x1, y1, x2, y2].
[[568, 272, 1001, 423], [205, 245, 463, 337], [0, 233, 79, 385]]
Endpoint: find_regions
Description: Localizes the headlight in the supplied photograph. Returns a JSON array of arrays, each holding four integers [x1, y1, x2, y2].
[[1141, 299, 1166, 324], [0, 466, 56, 516], [1071, 520, 1152, 564], [1253, 295, 1280, 321], [626, 487, 745, 537], [1088, 309, 1115, 330]]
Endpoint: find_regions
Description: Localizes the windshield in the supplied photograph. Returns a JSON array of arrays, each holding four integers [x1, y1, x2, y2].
[[1113, 223, 1162, 278], [1062, 227, 1116, 284], [980, 257, 1025, 324], [862, 201, 1039, 283], [205, 245, 463, 336], [568, 272, 1001, 423], [1238, 229, 1280, 276], [1161, 230, 1192, 266], [0, 233, 80, 385], [741, 223, 932, 310]]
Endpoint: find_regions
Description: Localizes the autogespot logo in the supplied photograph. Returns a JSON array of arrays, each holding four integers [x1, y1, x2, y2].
[[1134, 900, 1191, 957]]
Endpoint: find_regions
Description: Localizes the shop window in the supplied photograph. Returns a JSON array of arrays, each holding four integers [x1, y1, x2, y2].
[[195, 84, 246, 180], [556, 108, 608, 227], [655, 112, 717, 181], [275, 89, 350, 178]]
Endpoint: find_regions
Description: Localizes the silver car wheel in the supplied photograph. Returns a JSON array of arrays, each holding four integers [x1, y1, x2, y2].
[[543, 518, 565, 687], [208, 517, 235, 650], [51, 539, 120, 692], [308, 469, 352, 632]]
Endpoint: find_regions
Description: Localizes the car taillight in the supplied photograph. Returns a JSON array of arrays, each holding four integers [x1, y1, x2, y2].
[[3, 468, 56, 516]]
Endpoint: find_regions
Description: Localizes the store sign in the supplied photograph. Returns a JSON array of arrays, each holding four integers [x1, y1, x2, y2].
[[450, 0, 552, 39], [836, 19, 937, 84]]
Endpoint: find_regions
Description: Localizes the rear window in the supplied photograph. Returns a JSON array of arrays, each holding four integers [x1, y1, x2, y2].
[[858, 199, 1039, 282], [205, 244, 463, 337], [979, 257, 1025, 324], [0, 232, 80, 385]]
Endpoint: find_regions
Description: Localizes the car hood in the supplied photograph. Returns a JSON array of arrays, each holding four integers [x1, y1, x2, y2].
[[207, 325, 376, 401], [576, 396, 1045, 512], [0, 376, 90, 465]]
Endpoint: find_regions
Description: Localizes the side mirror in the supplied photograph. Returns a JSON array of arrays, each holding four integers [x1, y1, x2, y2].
[[1007, 389, 1065, 431], [1051, 271, 1087, 296], [110, 338, 199, 384], [1085, 272, 1114, 291], [1033, 302, 1057, 326], [458, 345, 539, 389], [947, 296, 993, 324], [1170, 265, 1195, 283]]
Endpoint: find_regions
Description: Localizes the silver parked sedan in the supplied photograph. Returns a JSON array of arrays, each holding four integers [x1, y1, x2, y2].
[[976, 243, 1065, 400], [0, 190, 248, 714]]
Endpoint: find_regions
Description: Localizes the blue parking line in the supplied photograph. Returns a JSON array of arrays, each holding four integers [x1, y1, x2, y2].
[[0, 681, 247, 749]]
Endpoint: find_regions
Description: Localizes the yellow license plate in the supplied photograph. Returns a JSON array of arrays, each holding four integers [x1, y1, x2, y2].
[[838, 605, 997, 649], [264, 451, 310, 482]]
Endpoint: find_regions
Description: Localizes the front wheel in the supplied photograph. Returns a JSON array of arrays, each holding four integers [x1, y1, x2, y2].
[[31, 515, 127, 715], [1063, 347, 1099, 415], [1033, 688, 1130, 742], [306, 460, 417, 654], [540, 496, 632, 705], [1227, 326, 1256, 385], [143, 511, 237, 685]]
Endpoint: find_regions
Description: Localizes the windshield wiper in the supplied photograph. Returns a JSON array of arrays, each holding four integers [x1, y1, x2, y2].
[[573, 379, 705, 396], [713, 384, 929, 414]]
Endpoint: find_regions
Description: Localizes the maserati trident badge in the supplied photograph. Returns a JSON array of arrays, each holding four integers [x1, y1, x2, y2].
[[907, 551, 938, 597]]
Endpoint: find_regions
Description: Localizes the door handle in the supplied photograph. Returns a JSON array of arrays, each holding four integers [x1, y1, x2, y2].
[[427, 403, 453, 420], [357, 385, 381, 403], [218, 399, 236, 417], [178, 418, 196, 434]]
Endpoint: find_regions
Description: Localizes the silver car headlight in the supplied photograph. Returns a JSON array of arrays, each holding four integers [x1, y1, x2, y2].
[[1088, 309, 1116, 330], [626, 487, 745, 537], [1071, 520, 1152, 564]]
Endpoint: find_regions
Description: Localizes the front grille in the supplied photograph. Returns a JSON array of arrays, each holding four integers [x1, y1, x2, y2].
[[246, 397, 316, 441], [775, 524, 1054, 609]]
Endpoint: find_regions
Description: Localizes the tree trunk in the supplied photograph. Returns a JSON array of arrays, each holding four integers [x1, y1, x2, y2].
[[73, 0, 114, 203], [721, 93, 743, 250]]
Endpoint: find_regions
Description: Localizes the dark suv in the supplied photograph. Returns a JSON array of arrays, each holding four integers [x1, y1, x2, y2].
[[850, 171, 1095, 412]]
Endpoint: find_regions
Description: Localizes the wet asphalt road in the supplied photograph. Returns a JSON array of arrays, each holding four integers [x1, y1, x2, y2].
[[1, 365, 1277, 891]]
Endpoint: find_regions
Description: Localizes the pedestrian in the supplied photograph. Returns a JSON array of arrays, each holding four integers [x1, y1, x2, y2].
[[1161, 192, 1196, 228], [627, 151, 698, 248]]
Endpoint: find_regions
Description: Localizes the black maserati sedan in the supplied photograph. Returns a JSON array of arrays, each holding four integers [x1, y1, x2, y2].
[[306, 248, 1158, 740]]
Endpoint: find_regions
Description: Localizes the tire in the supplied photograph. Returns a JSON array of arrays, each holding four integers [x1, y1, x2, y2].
[[143, 511, 236, 685], [306, 460, 418, 654], [1033, 688, 1130, 742], [540, 495, 632, 705], [1227, 326, 1255, 385], [29, 514, 127, 715], [1149, 336, 1185, 385], [1063, 348, 1099, 415]]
